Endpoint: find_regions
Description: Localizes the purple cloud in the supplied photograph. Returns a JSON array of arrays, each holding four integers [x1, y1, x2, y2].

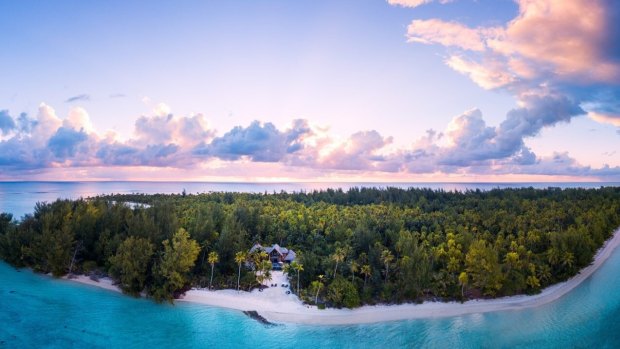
[[0, 110, 16, 135]]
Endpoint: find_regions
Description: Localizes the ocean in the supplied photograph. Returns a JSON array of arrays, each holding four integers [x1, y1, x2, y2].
[[1, 181, 620, 348]]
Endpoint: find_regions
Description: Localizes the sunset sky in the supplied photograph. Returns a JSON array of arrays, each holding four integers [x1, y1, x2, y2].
[[1, 0, 619, 182]]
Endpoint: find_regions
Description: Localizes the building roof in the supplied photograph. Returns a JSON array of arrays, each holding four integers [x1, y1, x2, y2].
[[249, 243, 295, 262], [249, 243, 263, 254], [284, 250, 296, 261]]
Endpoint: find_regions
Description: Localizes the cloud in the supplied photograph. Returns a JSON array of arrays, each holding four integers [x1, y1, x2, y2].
[[445, 56, 516, 89], [47, 127, 88, 159], [65, 94, 91, 103], [387, 0, 452, 9], [498, 152, 620, 178], [406, 19, 490, 51], [315, 130, 399, 172], [195, 120, 310, 162], [418, 94, 584, 167], [0, 110, 16, 135], [395, 0, 619, 177], [32, 103, 63, 147], [404, 0, 620, 95], [153, 103, 171, 117], [589, 112, 620, 127], [133, 112, 215, 148], [1, 1, 618, 180], [0, 102, 617, 180], [486, 0, 619, 83], [63, 107, 94, 133], [109, 93, 126, 98]]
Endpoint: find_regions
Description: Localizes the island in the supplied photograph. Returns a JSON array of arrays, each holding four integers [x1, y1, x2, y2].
[[1, 186, 619, 324]]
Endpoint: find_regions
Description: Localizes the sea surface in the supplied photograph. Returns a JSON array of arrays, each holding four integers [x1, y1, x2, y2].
[[2, 181, 620, 348]]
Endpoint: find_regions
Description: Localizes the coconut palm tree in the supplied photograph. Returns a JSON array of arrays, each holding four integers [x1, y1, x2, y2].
[[312, 274, 325, 304], [458, 271, 468, 298], [361, 264, 371, 289], [258, 259, 272, 287], [331, 247, 346, 278], [234, 251, 247, 292], [208, 251, 219, 289], [349, 261, 359, 284], [291, 261, 303, 294], [381, 249, 394, 283]]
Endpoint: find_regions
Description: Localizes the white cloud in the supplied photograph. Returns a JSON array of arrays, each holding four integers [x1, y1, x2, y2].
[[63, 107, 94, 133]]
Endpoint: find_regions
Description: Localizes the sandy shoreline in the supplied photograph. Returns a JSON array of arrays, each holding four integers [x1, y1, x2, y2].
[[68, 228, 620, 325]]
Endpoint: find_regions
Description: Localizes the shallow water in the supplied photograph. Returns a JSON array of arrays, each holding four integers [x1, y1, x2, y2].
[[3, 243, 620, 348]]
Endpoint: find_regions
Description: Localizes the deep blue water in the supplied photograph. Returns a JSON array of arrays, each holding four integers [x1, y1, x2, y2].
[[2, 181, 620, 348], [1, 181, 618, 219]]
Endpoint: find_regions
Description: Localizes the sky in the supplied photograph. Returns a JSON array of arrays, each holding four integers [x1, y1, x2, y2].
[[0, 0, 619, 182]]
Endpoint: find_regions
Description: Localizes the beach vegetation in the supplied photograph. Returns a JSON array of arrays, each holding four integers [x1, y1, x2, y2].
[[1, 186, 619, 307]]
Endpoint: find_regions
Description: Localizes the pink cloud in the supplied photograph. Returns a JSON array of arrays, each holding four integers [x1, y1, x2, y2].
[[407, 19, 488, 51], [387, 0, 453, 9], [404, 0, 620, 87], [488, 0, 619, 83], [445, 56, 516, 89], [589, 112, 620, 127]]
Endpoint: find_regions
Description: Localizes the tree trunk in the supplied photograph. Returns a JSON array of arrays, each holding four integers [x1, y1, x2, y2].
[[364, 275, 367, 288], [210, 264, 214, 289], [297, 271, 300, 294], [333, 262, 338, 279], [385, 264, 389, 283], [237, 263, 242, 291], [69, 242, 81, 274], [315, 286, 321, 304]]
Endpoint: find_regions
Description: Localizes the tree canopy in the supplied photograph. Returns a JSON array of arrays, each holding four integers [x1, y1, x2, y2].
[[0, 186, 618, 306]]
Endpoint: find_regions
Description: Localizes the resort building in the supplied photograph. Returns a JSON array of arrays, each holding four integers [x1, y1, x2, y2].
[[249, 243, 296, 270]]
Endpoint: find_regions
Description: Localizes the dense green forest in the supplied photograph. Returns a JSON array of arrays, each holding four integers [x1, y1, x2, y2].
[[1, 187, 619, 308]]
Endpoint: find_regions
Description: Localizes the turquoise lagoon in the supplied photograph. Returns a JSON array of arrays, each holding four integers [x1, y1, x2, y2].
[[3, 243, 620, 348]]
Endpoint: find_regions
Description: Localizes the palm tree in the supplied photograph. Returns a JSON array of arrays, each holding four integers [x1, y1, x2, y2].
[[381, 249, 394, 283], [458, 271, 468, 298], [258, 259, 272, 287], [208, 251, 219, 289], [234, 251, 247, 292], [282, 263, 291, 277], [312, 274, 325, 304], [331, 247, 346, 278], [251, 250, 268, 267], [361, 264, 371, 288], [562, 251, 575, 271], [291, 261, 303, 294], [349, 261, 359, 284]]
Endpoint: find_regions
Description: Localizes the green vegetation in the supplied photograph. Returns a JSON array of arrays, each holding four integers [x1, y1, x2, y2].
[[109, 236, 154, 296], [0, 186, 619, 307]]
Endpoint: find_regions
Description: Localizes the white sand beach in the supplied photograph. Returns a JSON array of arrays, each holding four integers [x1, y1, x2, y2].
[[69, 228, 620, 325]]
